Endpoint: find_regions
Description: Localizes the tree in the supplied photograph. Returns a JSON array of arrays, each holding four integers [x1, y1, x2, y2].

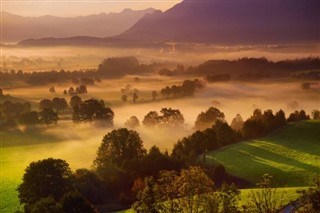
[[76, 85, 88, 94], [156, 170, 181, 212], [311, 109, 320, 120], [296, 177, 320, 213], [121, 94, 128, 102], [125, 116, 140, 129], [274, 109, 286, 127], [39, 99, 53, 110], [18, 111, 40, 125], [60, 192, 97, 213], [151, 90, 158, 101], [18, 158, 73, 206], [73, 169, 106, 204], [29, 197, 62, 213], [133, 92, 139, 103], [287, 110, 310, 122], [194, 107, 225, 130], [0, 88, 3, 96], [39, 108, 58, 125], [133, 177, 159, 213], [142, 111, 159, 127], [69, 95, 82, 108], [230, 114, 244, 132], [52, 97, 68, 113], [68, 87, 76, 96], [176, 166, 215, 213], [158, 108, 185, 129], [246, 174, 284, 213], [217, 183, 240, 213], [93, 128, 146, 175], [72, 99, 114, 126], [49, 86, 55, 93], [214, 120, 240, 146]]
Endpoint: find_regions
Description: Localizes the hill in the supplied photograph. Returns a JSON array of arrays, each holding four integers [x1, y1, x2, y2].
[[2, 8, 155, 43], [206, 120, 320, 187], [117, 0, 320, 44]]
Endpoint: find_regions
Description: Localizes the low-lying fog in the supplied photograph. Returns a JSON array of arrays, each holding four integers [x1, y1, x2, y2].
[[2, 43, 319, 71], [5, 76, 319, 154]]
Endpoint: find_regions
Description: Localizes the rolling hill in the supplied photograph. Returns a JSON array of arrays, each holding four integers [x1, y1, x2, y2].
[[2, 8, 155, 43], [206, 120, 320, 187]]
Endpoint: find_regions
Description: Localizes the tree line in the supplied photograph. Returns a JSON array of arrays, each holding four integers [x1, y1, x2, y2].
[[15, 106, 320, 212]]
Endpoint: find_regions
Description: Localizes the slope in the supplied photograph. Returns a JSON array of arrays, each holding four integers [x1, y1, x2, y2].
[[206, 120, 320, 187]]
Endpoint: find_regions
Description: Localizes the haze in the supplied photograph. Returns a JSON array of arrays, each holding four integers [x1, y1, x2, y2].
[[2, 0, 181, 17]]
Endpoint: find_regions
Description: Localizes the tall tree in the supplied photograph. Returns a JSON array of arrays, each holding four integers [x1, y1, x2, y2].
[[194, 107, 225, 130], [18, 158, 73, 206], [93, 128, 146, 175]]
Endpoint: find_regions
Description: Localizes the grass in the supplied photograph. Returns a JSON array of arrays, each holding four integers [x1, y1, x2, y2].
[[206, 120, 320, 187]]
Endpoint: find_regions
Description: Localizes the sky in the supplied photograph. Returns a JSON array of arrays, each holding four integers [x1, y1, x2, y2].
[[2, 0, 181, 17]]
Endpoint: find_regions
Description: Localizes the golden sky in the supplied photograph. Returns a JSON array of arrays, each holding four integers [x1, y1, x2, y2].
[[2, 0, 181, 17]]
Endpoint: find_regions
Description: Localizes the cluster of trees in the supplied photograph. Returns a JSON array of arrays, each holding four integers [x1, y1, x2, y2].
[[63, 85, 88, 96], [72, 77, 100, 85], [0, 101, 59, 129], [160, 79, 205, 98], [172, 120, 241, 166], [97, 57, 162, 78], [17, 158, 98, 213], [156, 57, 320, 81], [1, 69, 97, 86], [205, 74, 231, 82], [39, 98, 68, 113], [142, 108, 185, 129], [121, 84, 140, 103], [133, 166, 240, 213], [72, 99, 114, 127], [242, 109, 286, 138]]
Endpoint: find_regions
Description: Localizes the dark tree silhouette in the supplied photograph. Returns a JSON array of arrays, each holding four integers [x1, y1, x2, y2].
[[125, 116, 140, 129], [72, 99, 114, 127], [52, 97, 68, 113], [69, 95, 82, 108], [39, 99, 53, 110], [94, 128, 146, 175], [39, 108, 58, 125], [194, 107, 225, 130], [18, 111, 40, 125], [152, 90, 158, 101], [18, 158, 73, 206], [60, 192, 97, 213], [143, 111, 160, 127], [158, 108, 185, 129], [230, 114, 244, 132]]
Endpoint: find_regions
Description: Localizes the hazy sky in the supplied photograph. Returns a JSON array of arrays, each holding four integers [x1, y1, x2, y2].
[[2, 0, 181, 17]]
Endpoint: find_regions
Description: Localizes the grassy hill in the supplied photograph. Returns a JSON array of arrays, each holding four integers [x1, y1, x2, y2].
[[206, 120, 320, 187]]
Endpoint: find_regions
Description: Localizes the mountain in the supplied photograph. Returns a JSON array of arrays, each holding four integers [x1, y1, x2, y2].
[[117, 0, 320, 44], [2, 8, 155, 43]]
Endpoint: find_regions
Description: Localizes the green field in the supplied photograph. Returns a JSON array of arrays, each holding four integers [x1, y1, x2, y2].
[[206, 120, 320, 187]]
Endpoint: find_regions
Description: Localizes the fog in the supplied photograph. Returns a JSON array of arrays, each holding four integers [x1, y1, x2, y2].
[[2, 43, 319, 72]]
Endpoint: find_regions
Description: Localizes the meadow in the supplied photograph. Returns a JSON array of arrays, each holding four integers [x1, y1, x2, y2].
[[206, 120, 320, 187]]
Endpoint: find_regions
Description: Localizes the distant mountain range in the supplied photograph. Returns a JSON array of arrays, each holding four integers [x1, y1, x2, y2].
[[15, 0, 320, 46], [118, 0, 320, 44], [2, 8, 155, 43]]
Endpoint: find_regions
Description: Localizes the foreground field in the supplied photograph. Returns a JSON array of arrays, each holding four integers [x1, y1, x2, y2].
[[207, 120, 320, 187]]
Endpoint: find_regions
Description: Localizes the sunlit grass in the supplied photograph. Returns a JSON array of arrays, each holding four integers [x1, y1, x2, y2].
[[207, 120, 320, 187]]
